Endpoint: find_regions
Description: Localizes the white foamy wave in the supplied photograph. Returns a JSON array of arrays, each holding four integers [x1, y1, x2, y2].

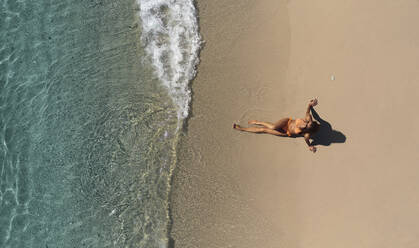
[[137, 0, 201, 120]]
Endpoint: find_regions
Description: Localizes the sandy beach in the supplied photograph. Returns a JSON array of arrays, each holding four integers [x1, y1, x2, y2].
[[171, 0, 419, 247]]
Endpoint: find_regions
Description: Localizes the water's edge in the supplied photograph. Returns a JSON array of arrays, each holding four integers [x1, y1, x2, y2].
[[136, 1, 202, 246], [137, 0, 203, 248]]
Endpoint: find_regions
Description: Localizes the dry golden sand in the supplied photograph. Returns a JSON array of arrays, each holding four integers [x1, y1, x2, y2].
[[171, 0, 419, 247]]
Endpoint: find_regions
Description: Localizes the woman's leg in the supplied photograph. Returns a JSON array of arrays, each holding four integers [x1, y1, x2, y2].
[[248, 120, 276, 129], [249, 118, 290, 131], [233, 124, 287, 136]]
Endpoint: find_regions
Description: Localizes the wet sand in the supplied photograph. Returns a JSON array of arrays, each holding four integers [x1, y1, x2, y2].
[[171, 0, 419, 247]]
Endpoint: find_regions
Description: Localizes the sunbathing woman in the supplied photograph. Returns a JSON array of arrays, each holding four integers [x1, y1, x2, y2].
[[233, 99, 320, 153]]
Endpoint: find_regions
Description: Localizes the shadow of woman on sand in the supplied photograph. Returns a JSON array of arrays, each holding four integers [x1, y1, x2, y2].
[[310, 107, 346, 146]]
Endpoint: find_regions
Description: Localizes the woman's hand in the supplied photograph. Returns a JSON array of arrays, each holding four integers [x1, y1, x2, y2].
[[309, 146, 317, 153], [309, 98, 318, 107]]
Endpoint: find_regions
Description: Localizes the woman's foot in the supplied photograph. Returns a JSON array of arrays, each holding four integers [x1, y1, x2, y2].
[[233, 123, 241, 129]]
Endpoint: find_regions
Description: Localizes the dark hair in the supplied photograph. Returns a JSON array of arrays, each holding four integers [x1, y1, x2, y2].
[[307, 121, 320, 133]]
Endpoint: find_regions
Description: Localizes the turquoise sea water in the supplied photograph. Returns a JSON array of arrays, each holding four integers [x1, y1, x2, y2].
[[0, 0, 199, 247]]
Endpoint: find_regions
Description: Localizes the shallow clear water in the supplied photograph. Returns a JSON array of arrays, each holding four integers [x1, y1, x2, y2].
[[0, 0, 184, 247]]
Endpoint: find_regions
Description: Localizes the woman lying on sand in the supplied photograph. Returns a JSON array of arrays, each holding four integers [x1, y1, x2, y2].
[[233, 99, 320, 153]]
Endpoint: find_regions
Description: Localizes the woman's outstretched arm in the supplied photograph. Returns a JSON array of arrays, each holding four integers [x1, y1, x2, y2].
[[304, 133, 317, 153], [305, 98, 318, 122]]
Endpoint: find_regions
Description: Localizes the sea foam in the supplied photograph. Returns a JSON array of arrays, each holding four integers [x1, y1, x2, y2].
[[137, 0, 201, 120]]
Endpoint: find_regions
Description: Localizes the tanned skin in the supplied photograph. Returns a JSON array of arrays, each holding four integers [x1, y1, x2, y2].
[[233, 99, 319, 153]]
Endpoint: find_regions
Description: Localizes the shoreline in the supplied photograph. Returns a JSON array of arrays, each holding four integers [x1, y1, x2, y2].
[[171, 1, 292, 247], [171, 0, 419, 247]]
